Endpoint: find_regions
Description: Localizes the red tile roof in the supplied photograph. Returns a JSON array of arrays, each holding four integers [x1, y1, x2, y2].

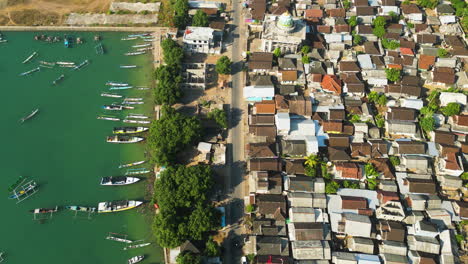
[[336, 162, 361, 179], [418, 54, 435, 70], [454, 115, 468, 126], [321, 75, 342, 94], [400, 47, 414, 56], [305, 9, 324, 18]]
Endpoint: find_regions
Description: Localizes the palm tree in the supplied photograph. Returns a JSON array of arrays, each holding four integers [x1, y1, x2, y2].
[[305, 154, 320, 168]]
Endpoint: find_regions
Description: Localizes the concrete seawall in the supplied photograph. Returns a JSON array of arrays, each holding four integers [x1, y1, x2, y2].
[[0, 26, 164, 32]]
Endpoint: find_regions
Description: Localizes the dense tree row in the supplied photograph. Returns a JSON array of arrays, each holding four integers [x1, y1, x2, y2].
[[153, 165, 220, 248], [154, 38, 184, 105]]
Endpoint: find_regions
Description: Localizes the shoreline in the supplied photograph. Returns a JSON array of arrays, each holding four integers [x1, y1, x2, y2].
[[0, 26, 163, 32]]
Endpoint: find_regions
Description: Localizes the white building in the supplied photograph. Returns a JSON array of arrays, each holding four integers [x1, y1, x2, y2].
[[183, 27, 215, 54], [261, 12, 307, 53]]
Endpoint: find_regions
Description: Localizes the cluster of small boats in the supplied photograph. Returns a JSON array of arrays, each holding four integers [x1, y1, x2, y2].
[[0, 32, 7, 43], [122, 33, 154, 56]]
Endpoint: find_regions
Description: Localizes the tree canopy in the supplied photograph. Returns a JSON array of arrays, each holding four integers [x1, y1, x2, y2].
[[205, 237, 221, 257], [153, 165, 220, 248], [441, 102, 461, 116], [173, 0, 189, 28], [438, 48, 449, 58], [273, 47, 282, 57], [301, 45, 311, 55], [154, 65, 182, 105], [348, 16, 358, 27], [176, 251, 202, 264], [148, 106, 202, 166], [161, 38, 184, 66], [373, 16, 387, 27], [215, 56, 232, 75], [208, 108, 228, 128], [385, 68, 401, 82], [417, 0, 438, 9], [382, 38, 400, 50], [192, 9, 209, 27], [372, 26, 386, 38]]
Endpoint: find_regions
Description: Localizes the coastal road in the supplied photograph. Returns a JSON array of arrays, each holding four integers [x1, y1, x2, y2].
[[224, 0, 246, 262]]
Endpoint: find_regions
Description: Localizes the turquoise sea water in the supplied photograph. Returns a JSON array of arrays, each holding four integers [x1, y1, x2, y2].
[[0, 32, 163, 264]]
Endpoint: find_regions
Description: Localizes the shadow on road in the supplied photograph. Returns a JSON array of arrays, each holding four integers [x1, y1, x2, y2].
[[231, 61, 244, 75]]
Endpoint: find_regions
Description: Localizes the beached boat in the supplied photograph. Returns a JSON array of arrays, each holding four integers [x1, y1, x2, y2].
[[30, 206, 58, 214], [113, 127, 148, 134], [120, 65, 137, 69], [106, 234, 133, 243], [22, 51, 38, 64], [136, 87, 150, 90], [143, 39, 155, 42], [52, 74, 65, 85], [128, 33, 150, 38], [125, 168, 151, 175], [97, 200, 143, 213], [40, 61, 56, 66], [106, 82, 129, 86], [109, 86, 133, 90], [103, 104, 133, 111], [8, 182, 37, 199], [123, 119, 151, 124], [20, 108, 39, 123], [118, 160, 146, 169], [106, 135, 144, 143], [124, 51, 145, 56], [136, 47, 154, 52], [101, 93, 123, 98], [124, 98, 143, 101], [100, 176, 140, 186], [19, 67, 40, 76], [124, 243, 151, 250], [128, 256, 144, 264], [73, 59, 89, 70], [132, 43, 151, 48], [65, 206, 96, 213], [126, 114, 149, 119], [97, 115, 120, 121]]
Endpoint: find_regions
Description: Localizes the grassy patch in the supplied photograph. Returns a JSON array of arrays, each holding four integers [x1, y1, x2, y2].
[[10, 9, 60, 25]]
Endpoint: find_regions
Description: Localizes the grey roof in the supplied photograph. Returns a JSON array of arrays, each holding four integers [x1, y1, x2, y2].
[[281, 140, 307, 156], [253, 75, 274, 87], [437, 4, 455, 14], [279, 57, 297, 69]]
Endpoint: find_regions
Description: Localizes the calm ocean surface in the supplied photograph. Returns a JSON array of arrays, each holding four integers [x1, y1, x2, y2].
[[0, 31, 162, 264]]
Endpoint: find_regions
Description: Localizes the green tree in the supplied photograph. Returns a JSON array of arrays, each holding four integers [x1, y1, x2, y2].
[[343, 0, 351, 9], [419, 116, 435, 133], [305, 154, 320, 168], [389, 11, 399, 22], [302, 55, 310, 64], [301, 45, 311, 55], [161, 38, 184, 66], [461, 172, 468, 181], [385, 68, 401, 82], [373, 16, 387, 27], [325, 180, 340, 194], [173, 0, 189, 28], [375, 114, 385, 128], [348, 114, 362, 123], [377, 94, 387, 106], [368, 91, 379, 103], [389, 156, 400, 166], [417, 0, 438, 8], [438, 48, 449, 58], [407, 22, 414, 28], [365, 163, 379, 178], [153, 165, 218, 248], [353, 34, 362, 45], [192, 9, 209, 27], [246, 204, 255, 213], [382, 38, 400, 50], [148, 106, 202, 165], [441, 102, 461, 116], [188, 204, 221, 240], [207, 108, 228, 128], [348, 16, 358, 27], [373, 26, 386, 38], [273, 47, 282, 57], [176, 251, 202, 264], [205, 237, 221, 257], [215, 56, 232, 75], [154, 65, 183, 105], [343, 180, 360, 189]]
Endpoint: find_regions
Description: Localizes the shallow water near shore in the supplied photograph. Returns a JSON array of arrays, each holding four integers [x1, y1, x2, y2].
[[0, 31, 163, 264]]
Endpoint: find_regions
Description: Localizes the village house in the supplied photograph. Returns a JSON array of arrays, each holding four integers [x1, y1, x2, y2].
[[261, 13, 307, 53]]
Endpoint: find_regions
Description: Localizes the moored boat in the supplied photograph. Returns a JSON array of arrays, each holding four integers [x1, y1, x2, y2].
[[128, 256, 144, 264], [101, 93, 122, 98], [106, 135, 144, 143], [106, 234, 133, 243], [73, 59, 89, 70], [97, 200, 143, 213], [120, 65, 137, 69], [8, 182, 37, 199], [126, 114, 149, 119], [118, 160, 146, 169], [132, 43, 151, 48], [52, 74, 65, 85], [123, 98, 143, 101], [22, 51, 38, 64], [97, 115, 120, 121], [123, 101, 144, 105], [124, 243, 151, 250], [100, 176, 140, 186], [125, 168, 151, 175], [121, 37, 137, 41], [56, 61, 75, 65], [20, 108, 39, 123], [30, 206, 58, 214], [123, 119, 150, 124], [106, 82, 129, 86], [65, 206, 96, 212], [19, 67, 40, 76], [113, 127, 148, 134], [124, 51, 145, 56], [103, 105, 123, 111], [109, 86, 133, 90]]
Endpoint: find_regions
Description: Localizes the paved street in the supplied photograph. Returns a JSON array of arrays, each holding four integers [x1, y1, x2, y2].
[[224, 0, 246, 262]]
